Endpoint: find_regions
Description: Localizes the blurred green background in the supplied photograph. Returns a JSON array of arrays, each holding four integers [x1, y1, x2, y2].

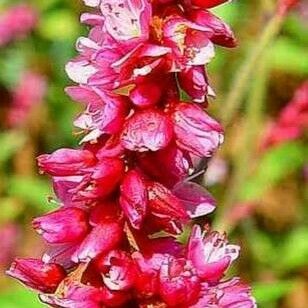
[[0, 0, 307, 307]]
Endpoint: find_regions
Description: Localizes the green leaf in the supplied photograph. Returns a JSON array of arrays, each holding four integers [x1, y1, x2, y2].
[[268, 38, 308, 75], [240, 141, 307, 201], [0, 198, 24, 223], [0, 48, 27, 87], [249, 230, 277, 267], [0, 287, 42, 308], [31, 0, 60, 11], [283, 15, 308, 45], [38, 10, 80, 41], [0, 131, 27, 165], [278, 227, 308, 273], [7, 176, 52, 211], [253, 280, 295, 305]]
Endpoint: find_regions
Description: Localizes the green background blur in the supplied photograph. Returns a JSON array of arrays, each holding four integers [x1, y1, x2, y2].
[[0, 0, 307, 307]]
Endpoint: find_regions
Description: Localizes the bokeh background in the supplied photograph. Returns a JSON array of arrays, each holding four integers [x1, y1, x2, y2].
[[0, 0, 307, 307]]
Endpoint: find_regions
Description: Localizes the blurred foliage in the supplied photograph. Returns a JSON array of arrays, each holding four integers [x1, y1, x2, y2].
[[0, 0, 307, 307], [240, 141, 307, 201]]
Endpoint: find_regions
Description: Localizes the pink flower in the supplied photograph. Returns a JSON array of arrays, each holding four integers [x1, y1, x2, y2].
[[66, 87, 129, 142], [121, 110, 173, 152], [189, 9, 236, 48], [40, 281, 105, 308], [159, 257, 201, 306], [172, 102, 224, 157], [178, 66, 214, 103], [7, 71, 46, 127], [163, 16, 215, 67], [6, 258, 65, 293], [261, 81, 308, 149], [96, 250, 137, 291], [0, 224, 19, 267], [72, 222, 123, 262], [137, 143, 190, 187], [46, 154, 125, 203], [100, 0, 151, 44], [191, 278, 257, 308], [129, 80, 163, 107], [32, 208, 89, 244], [37, 149, 96, 176], [0, 5, 37, 47], [187, 225, 240, 283]]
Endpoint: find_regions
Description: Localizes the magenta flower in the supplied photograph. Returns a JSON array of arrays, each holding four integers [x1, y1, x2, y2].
[[178, 66, 214, 103], [40, 281, 106, 308], [187, 225, 240, 283], [137, 143, 191, 187], [189, 9, 237, 48], [159, 257, 201, 306], [172, 102, 224, 157], [190, 278, 257, 308], [32, 208, 89, 244], [38, 149, 96, 176], [96, 250, 137, 291], [121, 110, 173, 152], [72, 221, 123, 263], [8, 0, 256, 306]]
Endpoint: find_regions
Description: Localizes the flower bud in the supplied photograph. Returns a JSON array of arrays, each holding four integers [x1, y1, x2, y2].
[[121, 111, 173, 152], [120, 170, 148, 229], [7, 258, 65, 293], [172, 103, 224, 157], [72, 222, 123, 263], [32, 207, 89, 244], [178, 66, 213, 103], [37, 148, 96, 176]]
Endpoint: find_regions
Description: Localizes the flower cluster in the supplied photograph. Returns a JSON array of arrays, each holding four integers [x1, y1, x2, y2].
[[262, 81, 308, 149], [0, 4, 37, 47], [8, 0, 256, 307]]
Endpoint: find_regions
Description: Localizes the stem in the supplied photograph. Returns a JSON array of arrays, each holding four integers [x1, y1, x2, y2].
[[215, 53, 269, 233], [221, 13, 284, 128]]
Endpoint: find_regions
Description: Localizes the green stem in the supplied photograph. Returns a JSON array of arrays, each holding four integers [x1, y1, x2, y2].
[[221, 13, 284, 127]]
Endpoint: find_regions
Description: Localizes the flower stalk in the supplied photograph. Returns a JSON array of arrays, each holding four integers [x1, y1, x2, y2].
[[7, 0, 256, 306]]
